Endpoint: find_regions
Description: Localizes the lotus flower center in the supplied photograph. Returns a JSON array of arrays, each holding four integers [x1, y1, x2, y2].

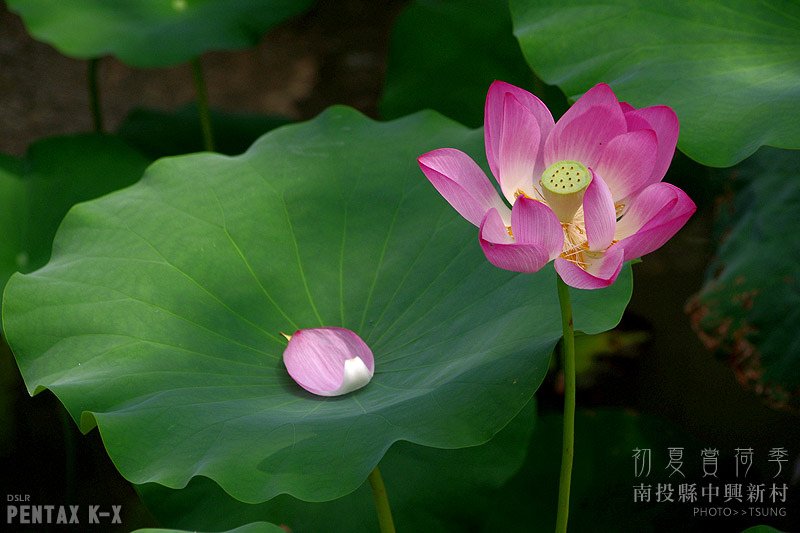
[[541, 160, 592, 223], [541, 160, 590, 195]]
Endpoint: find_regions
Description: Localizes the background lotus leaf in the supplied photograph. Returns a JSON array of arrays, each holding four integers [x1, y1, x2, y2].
[[379, 0, 559, 128], [134, 523, 286, 533], [0, 135, 150, 293], [688, 148, 800, 410], [511, 0, 800, 167], [7, 0, 314, 67], [117, 105, 291, 159]]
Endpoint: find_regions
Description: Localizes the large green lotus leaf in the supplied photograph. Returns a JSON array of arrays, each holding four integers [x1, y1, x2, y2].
[[138, 400, 536, 532], [117, 105, 291, 159], [380, 0, 568, 128], [135, 523, 285, 533], [7, 0, 313, 67], [688, 148, 800, 410], [2, 107, 632, 503], [486, 409, 704, 532], [510, 0, 800, 167], [0, 135, 150, 293]]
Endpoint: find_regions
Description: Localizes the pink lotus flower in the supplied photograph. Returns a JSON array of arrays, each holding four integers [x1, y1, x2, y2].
[[283, 327, 375, 396], [418, 81, 696, 289]]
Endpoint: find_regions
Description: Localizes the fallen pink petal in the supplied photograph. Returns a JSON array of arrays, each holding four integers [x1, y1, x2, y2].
[[418, 80, 696, 289], [283, 327, 375, 397]]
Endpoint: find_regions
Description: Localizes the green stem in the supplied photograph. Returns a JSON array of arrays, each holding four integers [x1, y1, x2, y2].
[[555, 275, 575, 533], [368, 466, 396, 533], [87, 58, 104, 133], [191, 57, 215, 152]]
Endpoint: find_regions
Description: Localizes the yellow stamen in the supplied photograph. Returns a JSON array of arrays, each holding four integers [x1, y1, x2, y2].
[[554, 205, 618, 272], [514, 189, 530, 199], [558, 211, 591, 269]]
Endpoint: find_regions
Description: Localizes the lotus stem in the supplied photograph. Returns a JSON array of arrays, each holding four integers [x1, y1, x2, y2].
[[555, 275, 575, 533], [191, 57, 215, 152], [87, 58, 104, 133], [368, 466, 396, 533]]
